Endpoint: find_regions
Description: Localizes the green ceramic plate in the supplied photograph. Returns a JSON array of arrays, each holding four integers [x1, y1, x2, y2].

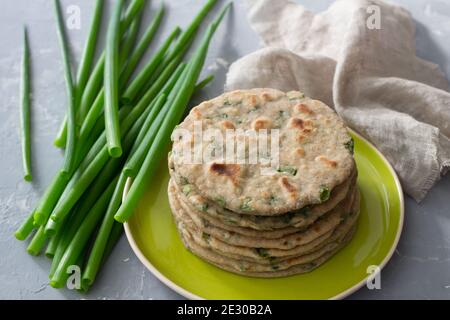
[[124, 130, 404, 300]]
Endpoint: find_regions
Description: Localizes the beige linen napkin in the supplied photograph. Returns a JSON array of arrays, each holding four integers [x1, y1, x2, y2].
[[225, 0, 450, 201]]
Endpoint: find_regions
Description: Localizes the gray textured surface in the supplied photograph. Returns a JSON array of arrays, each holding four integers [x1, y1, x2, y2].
[[0, 0, 449, 300]]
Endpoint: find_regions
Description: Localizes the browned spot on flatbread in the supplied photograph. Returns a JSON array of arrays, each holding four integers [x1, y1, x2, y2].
[[290, 118, 304, 129], [296, 147, 305, 157], [246, 94, 258, 107], [261, 92, 276, 101], [221, 120, 235, 129], [295, 103, 314, 115], [315, 155, 338, 168], [290, 118, 314, 133], [252, 117, 272, 130], [210, 163, 240, 186], [297, 134, 306, 143], [279, 177, 298, 200], [191, 107, 202, 119]]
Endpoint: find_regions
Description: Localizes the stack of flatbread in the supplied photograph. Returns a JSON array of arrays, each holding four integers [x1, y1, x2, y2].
[[168, 88, 359, 277]]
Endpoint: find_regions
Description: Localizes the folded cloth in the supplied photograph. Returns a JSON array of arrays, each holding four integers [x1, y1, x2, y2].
[[225, 0, 450, 201]]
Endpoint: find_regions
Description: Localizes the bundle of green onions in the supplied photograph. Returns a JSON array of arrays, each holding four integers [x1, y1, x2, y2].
[[15, 0, 230, 291]]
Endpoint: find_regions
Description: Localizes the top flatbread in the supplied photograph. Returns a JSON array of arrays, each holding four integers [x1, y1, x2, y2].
[[171, 88, 355, 215], [169, 156, 356, 231]]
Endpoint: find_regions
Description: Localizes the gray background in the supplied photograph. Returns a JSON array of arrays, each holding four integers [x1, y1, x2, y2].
[[0, 0, 449, 300]]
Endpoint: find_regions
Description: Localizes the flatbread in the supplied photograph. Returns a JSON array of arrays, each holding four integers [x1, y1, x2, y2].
[[171, 88, 355, 215], [170, 177, 357, 239], [174, 191, 360, 264], [177, 221, 357, 276], [170, 155, 357, 230], [169, 179, 356, 249]]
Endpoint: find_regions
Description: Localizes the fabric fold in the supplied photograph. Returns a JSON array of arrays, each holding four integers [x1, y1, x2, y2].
[[225, 0, 450, 201]]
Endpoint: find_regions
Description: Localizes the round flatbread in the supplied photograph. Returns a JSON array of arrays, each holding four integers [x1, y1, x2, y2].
[[169, 179, 357, 249], [170, 163, 357, 232], [177, 223, 356, 277], [174, 191, 360, 264], [171, 88, 355, 215], [170, 177, 357, 239]]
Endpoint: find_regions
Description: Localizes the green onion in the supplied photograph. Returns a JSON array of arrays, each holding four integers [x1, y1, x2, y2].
[[182, 185, 192, 196], [103, 222, 123, 262], [143, 35, 194, 93], [164, 0, 218, 64], [49, 92, 156, 223], [49, 204, 93, 277], [54, 0, 104, 146], [26, 225, 48, 256], [127, 55, 185, 119], [79, 28, 181, 144], [254, 248, 270, 258], [123, 104, 170, 177], [45, 220, 65, 258], [76, 101, 131, 166], [119, 10, 142, 68], [44, 215, 63, 237], [53, 0, 77, 175], [120, 0, 145, 29], [122, 66, 188, 178], [75, 254, 89, 293], [120, 3, 165, 84], [104, 0, 125, 158], [115, 3, 231, 223], [77, 0, 146, 136], [16, 0, 231, 290], [194, 74, 214, 92], [14, 210, 36, 240], [139, 0, 217, 93], [77, 56, 104, 126], [344, 138, 354, 154], [49, 151, 109, 223], [20, 27, 32, 182], [122, 95, 168, 177], [82, 173, 127, 286], [240, 197, 253, 212], [319, 186, 330, 202], [277, 166, 297, 176], [196, 203, 209, 212], [124, 62, 187, 158], [48, 143, 127, 271], [33, 171, 70, 226], [75, 0, 104, 110], [121, 26, 181, 103], [127, 94, 168, 156], [78, 89, 105, 142], [50, 176, 119, 288], [126, 63, 188, 160], [202, 232, 211, 242]]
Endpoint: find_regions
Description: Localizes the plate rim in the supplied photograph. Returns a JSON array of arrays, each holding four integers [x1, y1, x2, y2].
[[123, 129, 405, 300]]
